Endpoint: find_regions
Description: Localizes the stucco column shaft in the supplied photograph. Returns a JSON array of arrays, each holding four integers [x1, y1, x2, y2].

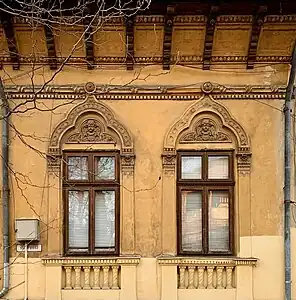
[[121, 170, 135, 254], [161, 265, 177, 300], [162, 168, 176, 254], [120, 265, 137, 300], [238, 173, 252, 257], [236, 266, 253, 300], [45, 266, 62, 300], [47, 172, 61, 254]]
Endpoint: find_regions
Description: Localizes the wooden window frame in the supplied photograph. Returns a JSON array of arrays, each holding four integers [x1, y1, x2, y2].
[[63, 151, 120, 256], [177, 150, 234, 256]]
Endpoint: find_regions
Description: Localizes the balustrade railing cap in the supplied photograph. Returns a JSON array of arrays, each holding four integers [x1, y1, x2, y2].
[[42, 256, 141, 266], [157, 256, 258, 266]]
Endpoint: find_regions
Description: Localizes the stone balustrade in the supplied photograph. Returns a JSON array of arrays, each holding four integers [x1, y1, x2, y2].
[[62, 264, 120, 290], [42, 257, 140, 300], [158, 256, 258, 300], [177, 264, 235, 289]]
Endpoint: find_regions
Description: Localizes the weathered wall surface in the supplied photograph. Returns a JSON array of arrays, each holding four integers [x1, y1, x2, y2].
[[0, 17, 294, 300]]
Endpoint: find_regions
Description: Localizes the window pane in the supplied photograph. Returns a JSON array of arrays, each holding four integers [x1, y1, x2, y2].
[[208, 156, 229, 179], [181, 156, 202, 179], [181, 191, 202, 252], [95, 191, 115, 248], [95, 157, 115, 180], [68, 156, 88, 180], [68, 190, 89, 249], [208, 191, 229, 252]]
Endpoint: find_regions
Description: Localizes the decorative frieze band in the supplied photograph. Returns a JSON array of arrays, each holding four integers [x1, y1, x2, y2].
[[5, 83, 286, 102], [0, 55, 292, 66], [173, 15, 206, 24], [10, 15, 296, 25], [216, 15, 252, 23], [135, 15, 165, 24], [264, 15, 296, 23]]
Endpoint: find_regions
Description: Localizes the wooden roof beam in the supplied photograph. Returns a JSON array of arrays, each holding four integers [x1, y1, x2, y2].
[[163, 5, 175, 70], [44, 25, 57, 70], [125, 16, 134, 70], [247, 6, 267, 69], [202, 6, 219, 70], [1, 13, 20, 70]]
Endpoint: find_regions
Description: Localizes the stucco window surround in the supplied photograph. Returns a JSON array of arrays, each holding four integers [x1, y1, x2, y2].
[[161, 94, 252, 257], [47, 95, 136, 255]]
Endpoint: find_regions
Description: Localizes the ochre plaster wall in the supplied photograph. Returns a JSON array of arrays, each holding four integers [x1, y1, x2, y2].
[[0, 42, 292, 299]]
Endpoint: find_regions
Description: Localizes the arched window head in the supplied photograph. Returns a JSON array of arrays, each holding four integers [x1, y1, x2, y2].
[[162, 95, 251, 176], [47, 95, 135, 174]]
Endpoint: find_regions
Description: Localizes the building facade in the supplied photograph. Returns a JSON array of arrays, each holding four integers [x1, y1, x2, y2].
[[0, 1, 296, 300]]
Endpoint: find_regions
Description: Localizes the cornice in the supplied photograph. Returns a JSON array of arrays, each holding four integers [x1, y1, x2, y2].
[[5, 83, 286, 101], [0, 55, 292, 65], [134, 57, 163, 63], [42, 256, 140, 266], [11, 16, 124, 25], [157, 256, 258, 266], [264, 15, 296, 23], [216, 15, 252, 24], [171, 55, 202, 63], [135, 15, 164, 24], [173, 15, 206, 24], [10, 15, 296, 26]]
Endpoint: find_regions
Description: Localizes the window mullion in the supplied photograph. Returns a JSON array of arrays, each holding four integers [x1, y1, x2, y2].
[[89, 153, 94, 183], [203, 153, 208, 180], [202, 187, 208, 254], [89, 187, 94, 255], [229, 186, 234, 254]]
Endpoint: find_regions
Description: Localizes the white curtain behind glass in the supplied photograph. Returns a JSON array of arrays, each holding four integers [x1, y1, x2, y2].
[[95, 191, 115, 248], [68, 190, 89, 249], [68, 157, 88, 180], [208, 156, 229, 179], [208, 191, 229, 252], [95, 157, 115, 180], [181, 156, 202, 179], [181, 191, 202, 251]]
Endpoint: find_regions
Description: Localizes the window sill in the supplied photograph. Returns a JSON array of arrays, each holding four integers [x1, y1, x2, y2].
[[41, 255, 141, 266], [157, 255, 258, 267]]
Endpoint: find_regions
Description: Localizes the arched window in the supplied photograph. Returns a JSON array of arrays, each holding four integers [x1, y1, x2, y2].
[[162, 94, 251, 256], [47, 95, 135, 256]]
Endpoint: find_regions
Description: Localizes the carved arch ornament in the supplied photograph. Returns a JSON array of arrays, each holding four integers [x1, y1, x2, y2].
[[47, 95, 134, 173], [162, 95, 251, 175]]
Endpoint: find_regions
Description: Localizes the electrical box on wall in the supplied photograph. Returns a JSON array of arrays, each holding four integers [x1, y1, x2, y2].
[[15, 219, 40, 242]]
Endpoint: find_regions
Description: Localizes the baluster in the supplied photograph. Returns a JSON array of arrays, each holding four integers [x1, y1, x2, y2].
[[74, 267, 81, 289], [83, 267, 91, 289], [102, 266, 110, 289], [64, 267, 72, 289], [226, 266, 234, 289], [188, 266, 195, 289], [197, 266, 205, 289], [111, 266, 119, 289], [93, 267, 101, 289], [216, 266, 224, 289], [179, 266, 186, 289], [207, 267, 214, 289]]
